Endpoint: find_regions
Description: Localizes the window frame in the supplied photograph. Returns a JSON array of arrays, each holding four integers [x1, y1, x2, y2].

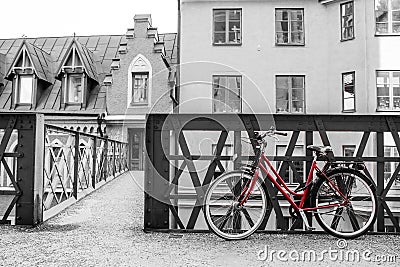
[[16, 74, 34, 105], [212, 8, 242, 46], [212, 75, 242, 113], [375, 0, 400, 35], [342, 145, 356, 157], [376, 70, 400, 111], [131, 72, 149, 105], [342, 71, 356, 112], [340, 1, 355, 41], [65, 73, 84, 104], [275, 8, 305, 46], [275, 75, 306, 113]]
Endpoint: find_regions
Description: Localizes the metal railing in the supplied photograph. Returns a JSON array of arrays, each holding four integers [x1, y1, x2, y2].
[[43, 125, 128, 212], [0, 113, 128, 225], [145, 114, 400, 233]]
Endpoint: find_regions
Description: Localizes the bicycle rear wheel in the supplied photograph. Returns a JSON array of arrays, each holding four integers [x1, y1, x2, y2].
[[311, 168, 377, 239], [203, 171, 268, 240]]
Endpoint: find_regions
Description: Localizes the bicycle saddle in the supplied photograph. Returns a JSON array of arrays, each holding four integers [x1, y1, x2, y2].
[[306, 145, 333, 153]]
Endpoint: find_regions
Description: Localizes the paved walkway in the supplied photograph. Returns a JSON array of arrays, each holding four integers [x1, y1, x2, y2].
[[0, 171, 399, 266]]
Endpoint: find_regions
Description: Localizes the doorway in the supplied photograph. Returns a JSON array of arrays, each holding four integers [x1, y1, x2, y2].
[[128, 129, 144, 170]]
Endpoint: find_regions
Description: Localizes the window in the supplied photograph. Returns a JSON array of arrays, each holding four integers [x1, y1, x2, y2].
[[276, 145, 304, 184], [275, 9, 304, 45], [343, 145, 356, 157], [66, 75, 83, 103], [213, 9, 241, 45], [213, 75, 242, 113], [132, 73, 148, 103], [376, 71, 400, 110], [64, 47, 83, 68], [341, 1, 354, 40], [276, 76, 305, 113], [16, 75, 33, 104], [13, 49, 34, 105], [384, 146, 400, 186], [342, 72, 355, 112], [375, 0, 400, 34]]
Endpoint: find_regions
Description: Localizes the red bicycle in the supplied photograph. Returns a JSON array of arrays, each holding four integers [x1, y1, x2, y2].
[[204, 128, 377, 240]]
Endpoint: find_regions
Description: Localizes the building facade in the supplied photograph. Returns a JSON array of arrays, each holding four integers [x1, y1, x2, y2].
[[0, 14, 177, 171], [177, 0, 400, 230]]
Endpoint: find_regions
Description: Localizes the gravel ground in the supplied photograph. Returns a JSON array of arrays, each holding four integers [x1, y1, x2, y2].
[[0, 171, 399, 267]]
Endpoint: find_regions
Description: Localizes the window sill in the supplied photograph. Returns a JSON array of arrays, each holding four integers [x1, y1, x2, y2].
[[342, 110, 356, 113], [212, 43, 242, 47], [340, 37, 355, 42], [376, 109, 400, 112], [130, 103, 149, 107], [65, 102, 83, 105], [374, 33, 400, 37], [275, 43, 305, 47]]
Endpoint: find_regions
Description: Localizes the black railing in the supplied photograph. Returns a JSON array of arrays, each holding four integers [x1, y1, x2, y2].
[[145, 114, 400, 233], [0, 113, 128, 225]]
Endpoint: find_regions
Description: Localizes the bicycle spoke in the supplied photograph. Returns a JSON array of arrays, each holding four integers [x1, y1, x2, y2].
[[330, 207, 344, 230]]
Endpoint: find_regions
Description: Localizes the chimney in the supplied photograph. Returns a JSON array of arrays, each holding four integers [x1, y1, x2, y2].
[[134, 14, 152, 38]]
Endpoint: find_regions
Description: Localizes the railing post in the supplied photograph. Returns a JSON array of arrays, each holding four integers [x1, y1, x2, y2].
[[15, 114, 45, 225], [104, 139, 108, 180], [73, 133, 79, 199], [113, 141, 116, 176], [376, 131, 385, 232], [92, 136, 97, 188]]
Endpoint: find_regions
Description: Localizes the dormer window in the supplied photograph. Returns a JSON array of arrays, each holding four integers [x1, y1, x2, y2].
[[11, 48, 35, 105], [56, 39, 100, 109], [132, 73, 148, 103], [6, 40, 54, 109]]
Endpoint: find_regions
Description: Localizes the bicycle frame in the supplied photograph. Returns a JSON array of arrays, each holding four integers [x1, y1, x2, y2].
[[239, 152, 349, 214]]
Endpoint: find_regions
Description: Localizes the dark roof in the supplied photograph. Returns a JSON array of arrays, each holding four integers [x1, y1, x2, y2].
[[6, 40, 55, 84], [0, 53, 4, 85], [0, 32, 178, 114], [159, 33, 178, 65], [56, 38, 100, 81], [0, 35, 124, 113]]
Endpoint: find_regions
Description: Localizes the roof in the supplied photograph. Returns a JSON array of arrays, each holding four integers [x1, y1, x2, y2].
[[0, 35, 124, 113], [0, 53, 4, 85], [6, 40, 55, 84], [0, 32, 178, 114], [56, 38, 100, 81]]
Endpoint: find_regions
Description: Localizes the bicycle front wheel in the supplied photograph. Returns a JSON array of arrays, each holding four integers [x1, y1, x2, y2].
[[311, 168, 377, 239], [203, 171, 269, 240]]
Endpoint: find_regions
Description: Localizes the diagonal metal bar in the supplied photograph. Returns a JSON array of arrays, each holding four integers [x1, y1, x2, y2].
[[1, 158, 20, 193], [381, 200, 400, 232], [167, 201, 185, 229], [0, 117, 17, 163], [278, 131, 300, 180], [382, 164, 400, 197], [163, 161, 186, 198], [0, 195, 20, 223], [314, 117, 335, 162]]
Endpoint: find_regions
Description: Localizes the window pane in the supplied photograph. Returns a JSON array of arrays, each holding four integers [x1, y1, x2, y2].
[[276, 100, 289, 113], [393, 22, 400, 32], [214, 21, 226, 32], [229, 10, 240, 20], [393, 98, 400, 109], [393, 11, 400, 21], [276, 89, 289, 101], [291, 32, 304, 44], [291, 21, 303, 31], [377, 86, 390, 96], [378, 97, 390, 109], [18, 76, 33, 103], [214, 33, 226, 44], [276, 76, 289, 89], [276, 21, 288, 32], [214, 10, 226, 22], [276, 10, 289, 21], [393, 0, 400, 10], [276, 32, 289, 44], [132, 73, 148, 103], [377, 71, 390, 84], [292, 101, 304, 112], [376, 23, 389, 33], [292, 77, 304, 88], [290, 10, 303, 21], [292, 89, 304, 101], [68, 75, 82, 103], [344, 98, 355, 110]]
